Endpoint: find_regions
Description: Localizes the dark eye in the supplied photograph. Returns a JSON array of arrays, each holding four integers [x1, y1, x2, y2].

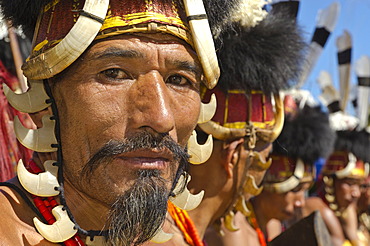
[[167, 75, 190, 86], [101, 68, 129, 80]]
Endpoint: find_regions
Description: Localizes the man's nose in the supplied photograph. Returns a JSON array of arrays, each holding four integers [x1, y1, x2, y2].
[[127, 71, 175, 134], [351, 184, 361, 199]]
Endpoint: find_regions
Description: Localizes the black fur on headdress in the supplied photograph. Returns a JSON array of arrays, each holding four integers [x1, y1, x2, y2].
[[273, 106, 335, 165], [335, 130, 370, 163], [215, 7, 306, 94], [0, 0, 49, 38], [1, 0, 241, 40]]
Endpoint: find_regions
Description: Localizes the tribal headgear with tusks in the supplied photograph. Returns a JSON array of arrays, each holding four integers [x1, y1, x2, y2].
[[196, 1, 306, 232], [0, 0, 269, 243], [321, 130, 370, 216], [263, 103, 335, 194]]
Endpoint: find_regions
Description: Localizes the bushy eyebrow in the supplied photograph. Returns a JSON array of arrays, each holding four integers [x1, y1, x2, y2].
[[92, 47, 144, 59], [168, 59, 202, 77]]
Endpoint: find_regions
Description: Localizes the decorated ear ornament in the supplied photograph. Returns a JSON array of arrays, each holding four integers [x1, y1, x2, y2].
[[14, 115, 58, 152], [197, 93, 217, 124], [22, 0, 109, 79], [3, 80, 51, 113], [265, 158, 305, 194], [243, 175, 263, 196], [234, 195, 251, 217], [335, 152, 356, 179], [169, 173, 204, 211], [255, 94, 284, 143], [252, 152, 272, 171], [187, 130, 213, 165], [150, 228, 173, 243], [17, 159, 60, 197], [224, 210, 239, 232], [33, 205, 77, 243], [183, 0, 220, 89]]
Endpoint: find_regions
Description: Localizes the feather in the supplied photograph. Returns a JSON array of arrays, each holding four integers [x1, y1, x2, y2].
[[297, 2, 340, 88], [215, 7, 306, 94]]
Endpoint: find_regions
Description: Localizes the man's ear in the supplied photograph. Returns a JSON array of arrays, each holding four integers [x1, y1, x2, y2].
[[222, 138, 245, 178]]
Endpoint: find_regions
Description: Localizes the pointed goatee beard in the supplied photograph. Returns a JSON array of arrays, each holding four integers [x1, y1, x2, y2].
[[105, 169, 170, 246]]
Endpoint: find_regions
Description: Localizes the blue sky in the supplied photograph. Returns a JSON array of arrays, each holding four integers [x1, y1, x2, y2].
[[296, 0, 370, 114]]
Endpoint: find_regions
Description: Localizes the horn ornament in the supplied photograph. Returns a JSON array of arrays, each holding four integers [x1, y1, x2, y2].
[[17, 159, 60, 197], [22, 0, 109, 79], [14, 115, 58, 152], [198, 94, 217, 124], [235, 196, 251, 217], [169, 174, 204, 211], [150, 228, 173, 243], [224, 211, 239, 232], [183, 0, 220, 89], [252, 152, 272, 170], [243, 175, 263, 196], [199, 94, 284, 143], [265, 159, 305, 194], [335, 152, 356, 179], [3, 80, 50, 113], [255, 94, 284, 143], [33, 205, 77, 243], [188, 130, 213, 165]]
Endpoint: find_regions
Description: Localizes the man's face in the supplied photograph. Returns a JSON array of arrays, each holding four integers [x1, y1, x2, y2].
[[266, 182, 310, 221], [334, 178, 361, 209], [50, 33, 202, 244]]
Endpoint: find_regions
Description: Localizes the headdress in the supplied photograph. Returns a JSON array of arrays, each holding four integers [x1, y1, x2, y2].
[[263, 99, 335, 194], [317, 48, 370, 216], [197, 0, 306, 232], [0, 0, 271, 244]]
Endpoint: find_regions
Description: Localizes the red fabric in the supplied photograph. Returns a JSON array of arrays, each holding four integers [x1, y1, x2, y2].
[[34, 0, 188, 52], [202, 87, 274, 129], [0, 60, 33, 181]]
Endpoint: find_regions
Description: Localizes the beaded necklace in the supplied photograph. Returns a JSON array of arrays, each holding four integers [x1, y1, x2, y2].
[[27, 159, 85, 246], [167, 201, 204, 246]]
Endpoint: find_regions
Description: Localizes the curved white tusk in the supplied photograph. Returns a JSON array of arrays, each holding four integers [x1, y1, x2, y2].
[[22, 0, 109, 79], [188, 130, 213, 165], [198, 94, 217, 124], [235, 196, 251, 217], [268, 159, 305, 194], [33, 205, 77, 243], [335, 152, 356, 179], [255, 94, 285, 143], [243, 175, 263, 196], [17, 159, 60, 197], [3, 80, 50, 113], [224, 211, 239, 232], [364, 163, 369, 177], [169, 174, 204, 211], [14, 115, 58, 152], [150, 228, 173, 243], [183, 0, 220, 89]]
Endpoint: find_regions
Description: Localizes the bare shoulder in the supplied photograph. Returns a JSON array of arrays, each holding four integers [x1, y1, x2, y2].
[[304, 197, 326, 214], [0, 179, 56, 245]]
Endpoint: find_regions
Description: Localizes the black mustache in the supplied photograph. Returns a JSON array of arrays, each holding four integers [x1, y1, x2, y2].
[[81, 132, 189, 179]]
